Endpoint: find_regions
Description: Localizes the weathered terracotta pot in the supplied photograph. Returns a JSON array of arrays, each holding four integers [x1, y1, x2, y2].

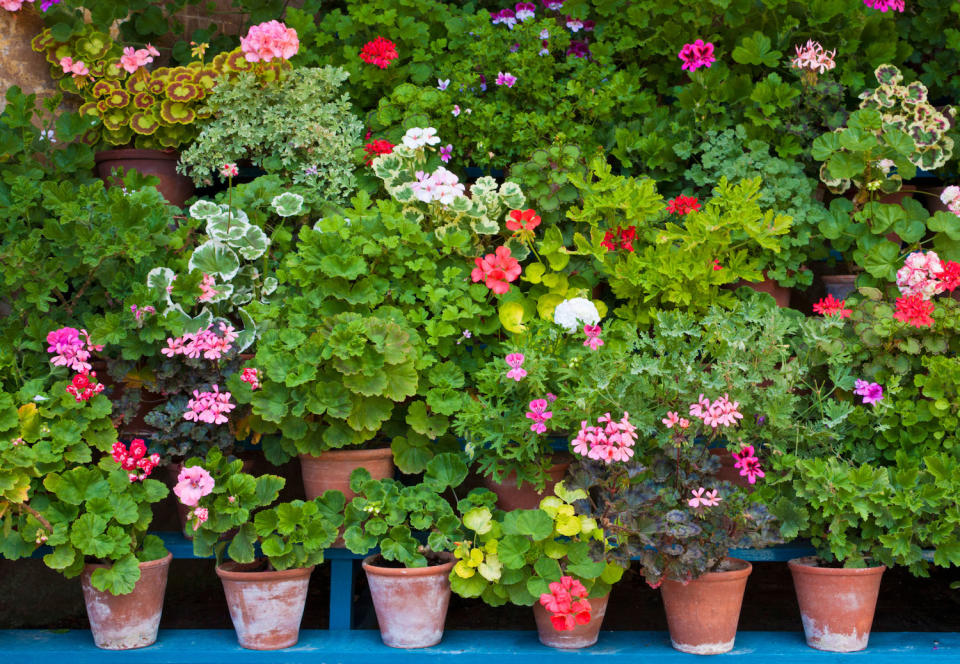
[[80, 552, 172, 650], [660, 558, 752, 655], [788, 557, 885, 652], [216, 561, 314, 650], [821, 274, 858, 300], [94, 149, 194, 207], [362, 553, 455, 648], [481, 459, 570, 511], [732, 275, 791, 308], [533, 594, 609, 649], [299, 447, 394, 502]]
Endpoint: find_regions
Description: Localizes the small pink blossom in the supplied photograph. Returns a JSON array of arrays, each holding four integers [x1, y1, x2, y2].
[[515, 2, 536, 21], [688, 393, 743, 428], [439, 144, 453, 163], [197, 273, 218, 302], [732, 445, 765, 485], [505, 353, 527, 381], [183, 385, 235, 425], [58, 56, 89, 78], [220, 163, 239, 178], [240, 20, 299, 63], [240, 367, 261, 391], [572, 412, 637, 464], [583, 324, 603, 350], [791, 40, 836, 74], [161, 323, 237, 361], [854, 379, 883, 405], [496, 71, 517, 87], [119, 46, 156, 74], [678, 39, 715, 72], [863, 0, 904, 12], [897, 251, 944, 300], [47, 327, 102, 372], [173, 465, 215, 506], [491, 8, 517, 28], [526, 398, 553, 434], [190, 506, 209, 531], [546, 393, 557, 402], [688, 487, 722, 508]]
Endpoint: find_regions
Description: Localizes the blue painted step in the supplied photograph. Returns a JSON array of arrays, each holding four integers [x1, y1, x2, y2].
[[0, 630, 954, 662]]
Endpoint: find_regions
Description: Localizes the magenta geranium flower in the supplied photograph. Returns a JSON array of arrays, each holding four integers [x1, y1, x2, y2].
[[853, 380, 883, 405], [526, 399, 553, 434], [863, 0, 904, 11], [174, 465, 215, 506], [678, 39, 715, 72], [504, 353, 527, 381]]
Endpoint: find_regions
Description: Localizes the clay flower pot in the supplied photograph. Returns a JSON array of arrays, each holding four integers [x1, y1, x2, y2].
[[80, 552, 172, 650], [731, 272, 791, 308], [299, 447, 394, 502], [481, 459, 570, 511], [660, 558, 752, 655], [216, 561, 314, 650], [362, 553, 455, 648], [533, 594, 609, 649], [788, 556, 885, 652], [94, 149, 194, 208]]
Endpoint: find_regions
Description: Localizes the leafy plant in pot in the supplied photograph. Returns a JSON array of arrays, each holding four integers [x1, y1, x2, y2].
[[451, 483, 626, 649], [178, 448, 344, 650], [341, 453, 469, 648], [566, 401, 780, 655]]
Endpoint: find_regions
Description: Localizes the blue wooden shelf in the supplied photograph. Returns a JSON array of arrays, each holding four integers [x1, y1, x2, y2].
[[0, 629, 954, 662]]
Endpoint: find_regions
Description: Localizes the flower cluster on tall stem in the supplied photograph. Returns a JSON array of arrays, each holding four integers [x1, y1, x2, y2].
[[161, 322, 238, 361], [812, 294, 851, 318], [240, 20, 299, 62], [791, 40, 836, 75], [526, 398, 553, 434]]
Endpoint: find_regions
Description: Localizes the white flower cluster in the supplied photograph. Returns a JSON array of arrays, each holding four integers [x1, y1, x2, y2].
[[410, 166, 465, 205], [401, 126, 441, 150], [941, 186, 960, 217], [553, 297, 601, 333]]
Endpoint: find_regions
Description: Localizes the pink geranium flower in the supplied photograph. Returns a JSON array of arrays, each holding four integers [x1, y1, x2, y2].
[[505, 353, 527, 381], [732, 445, 765, 485], [174, 465, 215, 506], [863, 0, 904, 12], [678, 39, 715, 72], [539, 576, 591, 631], [47, 327, 102, 372], [241, 20, 299, 62], [526, 398, 553, 434], [572, 412, 637, 464], [583, 324, 603, 350], [240, 367, 261, 390], [471, 246, 522, 294], [495, 71, 517, 87], [853, 380, 883, 405], [688, 487, 722, 508]]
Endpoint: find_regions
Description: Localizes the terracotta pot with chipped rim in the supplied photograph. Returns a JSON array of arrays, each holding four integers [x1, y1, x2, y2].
[[216, 560, 314, 650], [362, 552, 455, 648], [80, 552, 172, 650], [788, 556, 885, 652], [299, 447, 394, 502], [94, 149, 194, 207], [482, 458, 570, 511], [533, 594, 609, 649], [660, 558, 752, 655]]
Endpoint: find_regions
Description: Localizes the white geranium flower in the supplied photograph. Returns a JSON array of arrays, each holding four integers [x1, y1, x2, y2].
[[402, 127, 441, 150], [553, 297, 601, 333]]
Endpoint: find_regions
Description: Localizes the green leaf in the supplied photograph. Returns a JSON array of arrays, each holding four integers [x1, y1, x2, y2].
[[424, 453, 467, 491], [188, 240, 240, 281], [498, 534, 531, 569], [731, 32, 781, 67], [502, 509, 553, 540], [227, 523, 257, 563], [463, 507, 493, 535], [43, 544, 76, 570], [90, 554, 142, 596]]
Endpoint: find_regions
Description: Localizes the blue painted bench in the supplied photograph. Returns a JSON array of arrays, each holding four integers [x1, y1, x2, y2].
[[0, 629, 954, 661]]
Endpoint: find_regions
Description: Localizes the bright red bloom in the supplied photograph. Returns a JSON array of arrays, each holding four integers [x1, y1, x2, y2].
[[666, 195, 701, 215], [506, 209, 541, 233], [65, 370, 104, 402], [936, 260, 960, 293], [471, 246, 522, 295], [601, 226, 636, 252], [359, 37, 398, 69], [712, 259, 722, 271], [363, 139, 394, 166], [812, 294, 851, 318], [894, 293, 935, 328]]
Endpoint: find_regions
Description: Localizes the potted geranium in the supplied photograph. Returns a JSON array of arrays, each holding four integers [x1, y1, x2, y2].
[[177, 448, 344, 650], [451, 482, 626, 649], [340, 453, 468, 648]]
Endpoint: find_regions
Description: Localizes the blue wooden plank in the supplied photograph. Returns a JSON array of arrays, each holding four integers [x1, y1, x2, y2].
[[0, 630, 954, 662], [328, 558, 355, 631]]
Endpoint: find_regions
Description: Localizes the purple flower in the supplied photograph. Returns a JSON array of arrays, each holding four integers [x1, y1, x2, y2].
[[509, 42, 520, 53], [542, 0, 563, 11], [515, 2, 536, 21], [304, 165, 319, 176], [853, 380, 884, 405], [480, 73, 487, 92], [566, 41, 590, 58], [41, 0, 62, 10], [540, 29, 550, 39], [437, 78, 450, 91], [491, 9, 517, 28], [495, 71, 517, 87], [439, 144, 453, 163]]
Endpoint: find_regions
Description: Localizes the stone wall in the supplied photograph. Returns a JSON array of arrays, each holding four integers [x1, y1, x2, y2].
[[0, 9, 60, 110]]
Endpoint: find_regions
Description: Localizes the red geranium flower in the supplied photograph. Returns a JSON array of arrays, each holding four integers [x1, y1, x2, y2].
[[506, 209, 541, 233], [471, 246, 522, 295], [936, 260, 960, 292], [360, 37, 398, 69], [600, 226, 636, 252], [363, 139, 394, 165], [666, 195, 701, 215], [894, 293, 935, 328], [812, 294, 851, 318]]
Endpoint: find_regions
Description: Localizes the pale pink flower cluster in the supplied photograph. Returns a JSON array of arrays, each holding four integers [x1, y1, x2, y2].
[[689, 394, 743, 428], [240, 367, 261, 390], [173, 465, 215, 506], [940, 186, 960, 217], [505, 353, 527, 381], [190, 506, 209, 530], [184, 385, 235, 425], [130, 304, 156, 321], [220, 163, 239, 178], [240, 20, 299, 63], [583, 324, 603, 350], [688, 487, 721, 508], [120, 44, 159, 74], [410, 167, 465, 205], [161, 323, 238, 361], [1, 0, 32, 12], [572, 412, 637, 464], [197, 273, 218, 302], [526, 398, 553, 434], [897, 250, 944, 299], [791, 40, 836, 74], [59, 56, 89, 78], [47, 327, 103, 372], [661, 411, 690, 429]]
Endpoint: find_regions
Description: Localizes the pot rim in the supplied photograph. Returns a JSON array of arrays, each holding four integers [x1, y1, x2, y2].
[[362, 552, 455, 576], [94, 148, 179, 161], [216, 560, 315, 582], [666, 557, 753, 584], [788, 556, 887, 575], [83, 551, 172, 574], [300, 447, 394, 462]]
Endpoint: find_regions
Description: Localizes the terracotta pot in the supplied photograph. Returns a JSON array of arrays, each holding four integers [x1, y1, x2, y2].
[[821, 274, 858, 300], [216, 561, 314, 650], [481, 460, 570, 511], [708, 449, 752, 489], [788, 556, 885, 652], [299, 447, 394, 502], [80, 552, 172, 650], [533, 594, 609, 649], [732, 274, 791, 308], [878, 184, 916, 207], [362, 553, 455, 648], [94, 148, 194, 207], [660, 558, 752, 655]]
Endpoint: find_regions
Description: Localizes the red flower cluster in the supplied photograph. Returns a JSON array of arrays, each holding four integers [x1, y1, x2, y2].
[[600, 225, 636, 252], [712, 258, 722, 271], [539, 576, 591, 631], [359, 37, 398, 69], [363, 139, 395, 166], [812, 294, 851, 318], [111, 439, 160, 483], [936, 260, 960, 292], [894, 293, 935, 328], [505, 209, 541, 233], [471, 246, 521, 294], [666, 195, 701, 215], [65, 370, 104, 402]]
